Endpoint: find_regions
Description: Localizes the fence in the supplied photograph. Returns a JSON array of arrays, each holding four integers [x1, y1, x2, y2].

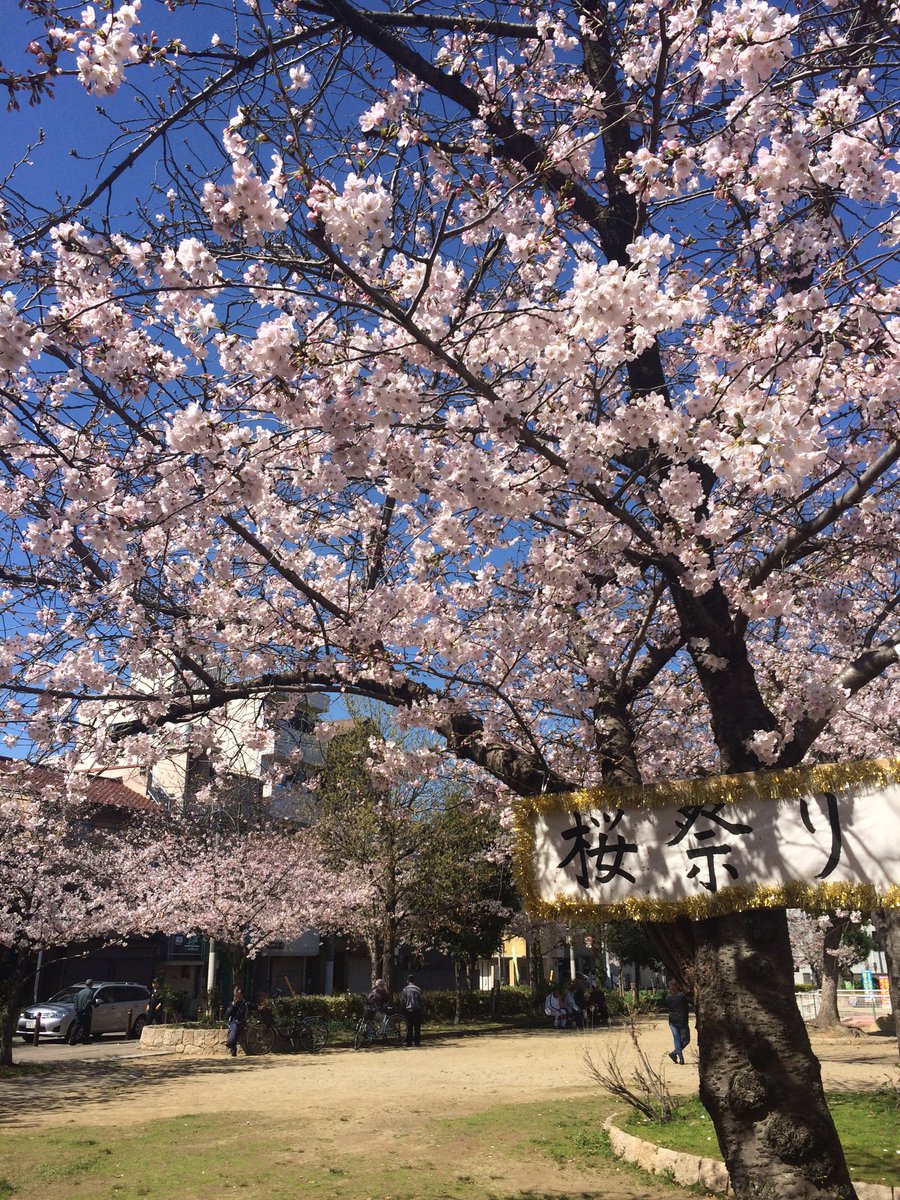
[[795, 987, 893, 1022]]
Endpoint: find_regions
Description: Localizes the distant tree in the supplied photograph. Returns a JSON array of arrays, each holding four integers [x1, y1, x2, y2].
[[606, 920, 663, 995], [0, 769, 139, 1066], [413, 800, 516, 1018], [872, 909, 900, 1058], [146, 819, 364, 984], [316, 705, 471, 990], [786, 909, 875, 1030]]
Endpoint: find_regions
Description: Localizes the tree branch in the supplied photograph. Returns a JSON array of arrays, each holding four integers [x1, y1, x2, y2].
[[747, 438, 900, 593], [777, 640, 900, 767]]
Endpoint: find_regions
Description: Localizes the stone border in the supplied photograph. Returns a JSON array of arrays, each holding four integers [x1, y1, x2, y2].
[[603, 1116, 896, 1200], [140, 1026, 231, 1055]]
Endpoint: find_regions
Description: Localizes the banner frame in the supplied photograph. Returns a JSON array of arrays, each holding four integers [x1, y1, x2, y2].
[[512, 757, 900, 921]]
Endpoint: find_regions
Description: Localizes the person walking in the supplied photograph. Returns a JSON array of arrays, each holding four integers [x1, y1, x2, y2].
[[225, 986, 250, 1058], [400, 975, 424, 1046], [69, 980, 96, 1045], [665, 979, 691, 1065]]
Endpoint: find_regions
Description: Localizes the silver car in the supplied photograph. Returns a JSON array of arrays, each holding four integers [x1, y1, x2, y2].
[[17, 981, 152, 1042]]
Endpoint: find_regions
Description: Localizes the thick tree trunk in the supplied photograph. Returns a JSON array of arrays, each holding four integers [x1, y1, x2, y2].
[[811, 918, 849, 1031], [872, 908, 900, 1057], [0, 948, 33, 1068], [694, 909, 856, 1200], [645, 918, 696, 992]]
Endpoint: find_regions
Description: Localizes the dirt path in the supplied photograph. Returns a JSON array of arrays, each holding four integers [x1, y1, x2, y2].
[[5, 1020, 894, 1133], [2, 1022, 895, 1200]]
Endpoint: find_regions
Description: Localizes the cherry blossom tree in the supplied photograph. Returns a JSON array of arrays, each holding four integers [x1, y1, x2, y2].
[[1, 1, 899, 1194], [786, 908, 873, 1030], [144, 817, 368, 981], [0, 765, 144, 1066]]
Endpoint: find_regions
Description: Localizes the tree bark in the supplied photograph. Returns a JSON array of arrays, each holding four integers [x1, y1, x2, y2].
[[872, 908, 900, 1057], [365, 932, 380, 988], [529, 934, 546, 1006], [694, 909, 856, 1200], [380, 913, 396, 995], [810, 918, 850, 1031], [0, 948, 33, 1068]]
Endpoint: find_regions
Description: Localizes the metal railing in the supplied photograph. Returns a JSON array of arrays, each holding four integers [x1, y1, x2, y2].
[[796, 988, 892, 1022]]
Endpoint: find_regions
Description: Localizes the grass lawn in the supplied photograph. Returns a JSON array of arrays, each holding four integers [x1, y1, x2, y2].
[[624, 1092, 899, 1187], [0, 1096, 665, 1200], [1, 1084, 894, 1198]]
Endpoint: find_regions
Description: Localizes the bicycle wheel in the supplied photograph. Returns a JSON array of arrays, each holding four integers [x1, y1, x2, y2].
[[277, 1025, 302, 1052], [245, 1020, 274, 1055], [307, 1017, 329, 1051], [298, 1017, 328, 1052], [381, 1014, 406, 1046], [353, 1020, 367, 1050]]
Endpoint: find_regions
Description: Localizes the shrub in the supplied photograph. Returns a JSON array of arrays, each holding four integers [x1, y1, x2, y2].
[[255, 985, 539, 1029], [416, 985, 536, 1022], [262, 992, 360, 1031]]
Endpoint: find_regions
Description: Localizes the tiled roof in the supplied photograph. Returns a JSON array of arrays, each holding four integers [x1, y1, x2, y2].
[[85, 775, 158, 812], [0, 756, 157, 813]]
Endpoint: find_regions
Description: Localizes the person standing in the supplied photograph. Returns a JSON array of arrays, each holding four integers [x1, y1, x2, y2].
[[665, 979, 691, 1065], [225, 986, 250, 1058], [69, 980, 96, 1045], [146, 978, 165, 1025], [400, 975, 424, 1047]]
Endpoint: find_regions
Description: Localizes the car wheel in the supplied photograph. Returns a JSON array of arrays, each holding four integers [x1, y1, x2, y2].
[[19, 1034, 32, 1042], [130, 1015, 147, 1039]]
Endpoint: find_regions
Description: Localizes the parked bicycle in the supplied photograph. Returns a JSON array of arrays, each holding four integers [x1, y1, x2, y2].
[[353, 1005, 407, 1050], [244, 1005, 329, 1055]]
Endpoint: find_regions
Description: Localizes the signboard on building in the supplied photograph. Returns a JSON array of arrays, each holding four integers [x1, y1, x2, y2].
[[513, 758, 900, 920], [170, 933, 204, 959]]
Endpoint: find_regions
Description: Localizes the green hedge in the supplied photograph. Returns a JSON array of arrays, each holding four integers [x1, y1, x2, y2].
[[414, 985, 536, 1022], [259, 985, 635, 1027]]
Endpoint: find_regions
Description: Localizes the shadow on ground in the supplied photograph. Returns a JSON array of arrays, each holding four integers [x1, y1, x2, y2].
[[497, 1192, 672, 1199], [0, 1053, 284, 1126]]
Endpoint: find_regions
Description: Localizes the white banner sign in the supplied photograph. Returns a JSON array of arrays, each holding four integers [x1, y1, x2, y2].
[[514, 759, 900, 919]]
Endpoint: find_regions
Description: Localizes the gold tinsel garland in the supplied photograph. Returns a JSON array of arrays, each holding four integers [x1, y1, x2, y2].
[[511, 756, 900, 920]]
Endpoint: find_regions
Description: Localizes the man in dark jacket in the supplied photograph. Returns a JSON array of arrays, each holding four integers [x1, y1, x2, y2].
[[225, 987, 250, 1058], [69, 980, 96, 1045], [665, 979, 691, 1065], [400, 975, 423, 1047], [146, 979, 165, 1025]]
